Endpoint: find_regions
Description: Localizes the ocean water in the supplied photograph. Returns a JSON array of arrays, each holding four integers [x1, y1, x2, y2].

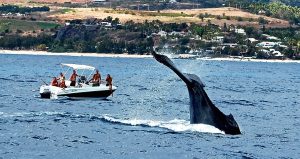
[[0, 54, 299, 159]]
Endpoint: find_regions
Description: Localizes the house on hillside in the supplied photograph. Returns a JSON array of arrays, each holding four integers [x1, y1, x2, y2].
[[151, 31, 167, 37], [221, 43, 238, 48], [256, 42, 278, 48], [234, 28, 246, 35], [168, 31, 185, 36], [262, 34, 280, 41], [246, 38, 258, 43], [270, 50, 284, 58], [212, 36, 224, 43], [258, 10, 266, 15], [100, 22, 112, 27]]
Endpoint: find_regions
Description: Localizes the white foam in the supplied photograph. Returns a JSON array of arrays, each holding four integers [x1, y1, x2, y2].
[[0, 111, 66, 118], [103, 115, 224, 134]]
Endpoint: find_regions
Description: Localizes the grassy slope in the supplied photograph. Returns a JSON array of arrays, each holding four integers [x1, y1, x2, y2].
[[0, 0, 87, 3], [48, 7, 289, 28], [0, 19, 60, 32]]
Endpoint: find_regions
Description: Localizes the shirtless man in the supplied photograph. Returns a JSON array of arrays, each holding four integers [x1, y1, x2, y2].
[[90, 69, 101, 86], [70, 70, 78, 87]]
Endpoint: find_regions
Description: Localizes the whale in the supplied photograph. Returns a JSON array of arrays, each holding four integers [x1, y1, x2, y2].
[[152, 51, 241, 135]]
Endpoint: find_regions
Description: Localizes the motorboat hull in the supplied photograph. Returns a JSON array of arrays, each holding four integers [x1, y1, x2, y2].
[[40, 92, 51, 98], [39, 84, 116, 99], [57, 90, 115, 98]]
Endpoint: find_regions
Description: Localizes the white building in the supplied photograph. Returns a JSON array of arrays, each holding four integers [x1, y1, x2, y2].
[[235, 28, 246, 35], [100, 22, 112, 27], [213, 36, 224, 43], [222, 43, 238, 48], [246, 38, 258, 43], [262, 34, 280, 41], [256, 42, 279, 48], [272, 51, 284, 57], [157, 31, 167, 37]]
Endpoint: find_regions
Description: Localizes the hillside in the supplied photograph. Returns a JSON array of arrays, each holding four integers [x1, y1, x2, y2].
[[0, 0, 87, 4], [45, 7, 289, 28]]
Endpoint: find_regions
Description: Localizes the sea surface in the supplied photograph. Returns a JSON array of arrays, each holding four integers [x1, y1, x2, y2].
[[0, 54, 299, 159]]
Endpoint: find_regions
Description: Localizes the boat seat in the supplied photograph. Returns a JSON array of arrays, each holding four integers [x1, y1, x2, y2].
[[78, 76, 87, 84]]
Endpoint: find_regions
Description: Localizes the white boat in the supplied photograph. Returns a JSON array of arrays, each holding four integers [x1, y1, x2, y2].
[[39, 63, 117, 99]]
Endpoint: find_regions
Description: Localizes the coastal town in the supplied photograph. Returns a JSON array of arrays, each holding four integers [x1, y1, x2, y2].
[[0, 0, 299, 60]]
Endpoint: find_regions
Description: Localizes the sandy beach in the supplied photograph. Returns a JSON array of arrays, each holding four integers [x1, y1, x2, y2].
[[1, 50, 300, 64], [0, 50, 152, 58]]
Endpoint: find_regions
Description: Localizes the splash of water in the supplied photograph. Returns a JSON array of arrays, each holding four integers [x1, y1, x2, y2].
[[102, 115, 224, 134]]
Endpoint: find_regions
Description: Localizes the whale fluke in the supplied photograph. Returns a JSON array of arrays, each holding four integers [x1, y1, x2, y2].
[[152, 51, 241, 135]]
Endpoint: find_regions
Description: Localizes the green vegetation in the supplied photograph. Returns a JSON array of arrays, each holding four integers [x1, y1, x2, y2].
[[104, 9, 193, 17], [140, 11, 194, 17], [58, 8, 75, 14], [247, 2, 300, 24], [0, 4, 50, 13], [198, 13, 261, 23], [36, 22, 61, 30], [0, 33, 53, 50], [0, 19, 61, 32], [0, 16, 299, 59]]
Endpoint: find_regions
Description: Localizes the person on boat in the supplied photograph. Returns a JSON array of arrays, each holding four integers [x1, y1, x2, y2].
[[89, 69, 101, 86], [106, 74, 113, 96], [50, 77, 58, 87], [60, 79, 67, 88], [58, 72, 65, 82], [58, 72, 66, 88], [69, 70, 78, 87], [105, 74, 112, 87]]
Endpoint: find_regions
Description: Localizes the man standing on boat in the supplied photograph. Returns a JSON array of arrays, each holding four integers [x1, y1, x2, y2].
[[106, 74, 113, 96], [58, 72, 66, 88], [70, 70, 78, 87], [90, 69, 101, 86]]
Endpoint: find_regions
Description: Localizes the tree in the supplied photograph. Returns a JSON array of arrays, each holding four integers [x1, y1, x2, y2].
[[105, 16, 113, 23], [199, 13, 205, 22], [36, 44, 47, 51], [258, 17, 268, 25], [223, 23, 228, 32], [237, 16, 243, 21], [245, 26, 255, 37]]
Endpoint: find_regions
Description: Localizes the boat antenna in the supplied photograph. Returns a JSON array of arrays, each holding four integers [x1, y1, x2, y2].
[[41, 79, 48, 86]]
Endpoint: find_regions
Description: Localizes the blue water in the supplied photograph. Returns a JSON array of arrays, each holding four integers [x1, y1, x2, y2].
[[0, 54, 299, 159]]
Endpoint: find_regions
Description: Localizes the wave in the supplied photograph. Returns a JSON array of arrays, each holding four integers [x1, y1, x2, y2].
[[101, 115, 224, 134], [0, 111, 224, 134], [0, 77, 38, 83], [0, 111, 67, 118]]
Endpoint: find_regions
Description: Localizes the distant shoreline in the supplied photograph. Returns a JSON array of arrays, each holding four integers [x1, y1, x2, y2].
[[1, 50, 300, 64], [0, 50, 152, 58]]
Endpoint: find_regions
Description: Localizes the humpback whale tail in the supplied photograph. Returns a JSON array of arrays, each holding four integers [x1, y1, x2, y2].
[[152, 51, 241, 135]]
